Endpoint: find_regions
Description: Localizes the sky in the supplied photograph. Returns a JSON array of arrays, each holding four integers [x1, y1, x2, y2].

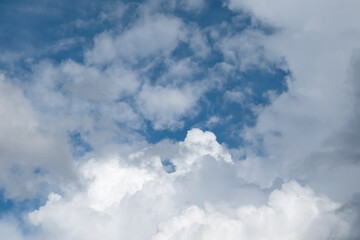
[[0, 0, 360, 239]]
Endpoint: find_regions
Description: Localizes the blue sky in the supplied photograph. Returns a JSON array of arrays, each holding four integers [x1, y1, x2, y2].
[[0, 0, 360, 239]]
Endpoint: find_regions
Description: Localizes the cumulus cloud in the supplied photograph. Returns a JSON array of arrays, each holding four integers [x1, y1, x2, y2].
[[27, 128, 232, 239], [153, 181, 349, 240], [25, 129, 350, 240], [171, 128, 232, 174]]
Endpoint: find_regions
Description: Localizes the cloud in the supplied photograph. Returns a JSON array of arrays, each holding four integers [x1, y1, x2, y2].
[[338, 194, 360, 239], [157, 58, 201, 85], [0, 74, 72, 199], [27, 139, 350, 239], [227, 0, 360, 33], [24, 58, 145, 152], [27, 128, 233, 239], [171, 128, 232, 174], [60, 60, 140, 101], [0, 219, 24, 240], [218, 29, 274, 71], [188, 26, 211, 58], [153, 181, 349, 240], [226, 0, 360, 200], [31, 59, 140, 103], [85, 14, 186, 65], [23, 11, 210, 134], [136, 84, 203, 130], [224, 90, 245, 104], [177, 0, 205, 12]]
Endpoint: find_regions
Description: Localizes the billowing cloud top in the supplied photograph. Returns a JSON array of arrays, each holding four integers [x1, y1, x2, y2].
[[0, 0, 359, 239]]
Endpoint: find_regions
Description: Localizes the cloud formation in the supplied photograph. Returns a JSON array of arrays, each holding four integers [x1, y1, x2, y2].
[[27, 130, 350, 240], [0, 0, 359, 239], [230, 0, 360, 197]]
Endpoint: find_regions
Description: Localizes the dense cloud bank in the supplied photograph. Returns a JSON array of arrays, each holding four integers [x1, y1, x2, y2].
[[0, 0, 359, 239], [0, 129, 353, 239]]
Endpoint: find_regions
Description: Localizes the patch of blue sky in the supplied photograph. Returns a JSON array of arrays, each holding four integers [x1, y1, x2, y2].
[[68, 131, 93, 158], [170, 41, 195, 61], [170, 40, 224, 71], [0, 189, 44, 235], [0, 190, 44, 216], [161, 158, 177, 173], [0, 0, 130, 68], [173, 0, 238, 28], [0, 165, 61, 223], [0, 190, 13, 215]]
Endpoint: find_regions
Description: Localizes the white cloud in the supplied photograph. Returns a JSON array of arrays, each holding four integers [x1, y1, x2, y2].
[[171, 128, 233, 174], [205, 115, 220, 128], [25, 129, 233, 239], [13, 127, 350, 239], [60, 60, 140, 101], [152, 181, 349, 240], [27, 144, 351, 240], [81, 158, 156, 212], [85, 14, 186, 65], [26, 59, 144, 151], [218, 29, 274, 71], [136, 84, 202, 130], [32, 60, 140, 103]]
